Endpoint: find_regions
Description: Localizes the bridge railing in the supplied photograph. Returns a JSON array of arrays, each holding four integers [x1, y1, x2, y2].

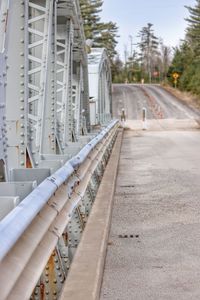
[[0, 120, 119, 300]]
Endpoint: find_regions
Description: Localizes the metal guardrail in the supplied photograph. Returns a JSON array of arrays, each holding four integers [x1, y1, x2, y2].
[[0, 120, 119, 300]]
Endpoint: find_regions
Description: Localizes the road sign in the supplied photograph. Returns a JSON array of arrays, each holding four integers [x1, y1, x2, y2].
[[172, 72, 180, 88], [153, 71, 159, 77], [172, 72, 179, 80]]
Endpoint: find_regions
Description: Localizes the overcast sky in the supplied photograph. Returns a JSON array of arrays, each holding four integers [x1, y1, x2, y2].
[[101, 0, 196, 60]]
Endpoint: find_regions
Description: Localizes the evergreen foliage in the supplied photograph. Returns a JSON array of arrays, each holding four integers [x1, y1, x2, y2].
[[137, 23, 159, 82], [185, 0, 200, 57], [168, 0, 200, 95], [80, 0, 118, 60], [80, 0, 103, 40]]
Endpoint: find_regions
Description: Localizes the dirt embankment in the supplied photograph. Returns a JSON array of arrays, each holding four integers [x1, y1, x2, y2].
[[162, 85, 200, 111]]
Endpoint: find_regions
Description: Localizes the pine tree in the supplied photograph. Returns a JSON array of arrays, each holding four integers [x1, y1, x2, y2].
[[80, 0, 103, 40], [137, 23, 159, 82], [168, 42, 195, 90], [168, 1, 200, 94], [80, 0, 119, 60], [95, 21, 119, 59], [185, 0, 200, 57], [112, 55, 124, 82]]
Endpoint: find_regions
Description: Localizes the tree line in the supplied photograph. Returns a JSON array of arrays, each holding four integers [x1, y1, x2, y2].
[[79, 1, 171, 84], [169, 0, 200, 95], [80, 0, 200, 97], [113, 24, 171, 84]]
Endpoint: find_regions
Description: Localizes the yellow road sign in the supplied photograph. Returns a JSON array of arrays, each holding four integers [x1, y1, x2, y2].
[[172, 72, 179, 80]]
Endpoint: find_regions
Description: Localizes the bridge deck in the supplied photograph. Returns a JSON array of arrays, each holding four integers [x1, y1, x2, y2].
[[60, 125, 200, 299], [101, 128, 200, 300]]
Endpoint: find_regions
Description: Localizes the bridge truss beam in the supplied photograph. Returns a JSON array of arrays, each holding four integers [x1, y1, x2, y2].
[[0, 1, 115, 298], [88, 48, 112, 126], [2, 0, 90, 174]]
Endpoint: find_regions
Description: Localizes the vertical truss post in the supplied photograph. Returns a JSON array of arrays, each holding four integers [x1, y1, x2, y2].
[[0, 0, 9, 180], [40, 0, 57, 156], [82, 64, 90, 133], [73, 0, 90, 134], [5, 0, 27, 171], [68, 207, 84, 260], [56, 15, 73, 150], [26, 0, 55, 166], [72, 62, 83, 139]]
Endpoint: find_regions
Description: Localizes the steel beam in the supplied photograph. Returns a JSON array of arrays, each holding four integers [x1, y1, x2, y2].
[[2, 0, 92, 172], [88, 48, 112, 126]]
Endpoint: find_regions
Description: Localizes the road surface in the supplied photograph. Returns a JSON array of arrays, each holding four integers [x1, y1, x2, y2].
[[100, 84, 200, 299], [112, 84, 200, 121]]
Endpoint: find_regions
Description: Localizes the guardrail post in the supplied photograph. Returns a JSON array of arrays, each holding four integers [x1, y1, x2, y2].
[[142, 107, 147, 130], [68, 208, 84, 260]]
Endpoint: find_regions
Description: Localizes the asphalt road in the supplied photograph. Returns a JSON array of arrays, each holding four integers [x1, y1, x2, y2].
[[112, 84, 200, 121], [100, 84, 200, 299]]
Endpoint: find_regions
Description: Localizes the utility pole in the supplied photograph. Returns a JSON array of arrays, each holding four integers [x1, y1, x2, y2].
[[129, 35, 133, 57]]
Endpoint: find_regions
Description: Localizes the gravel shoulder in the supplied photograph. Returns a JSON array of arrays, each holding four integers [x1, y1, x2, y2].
[[162, 85, 200, 113]]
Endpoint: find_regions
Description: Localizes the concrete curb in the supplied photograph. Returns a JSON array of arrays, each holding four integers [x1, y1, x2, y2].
[[60, 129, 123, 300]]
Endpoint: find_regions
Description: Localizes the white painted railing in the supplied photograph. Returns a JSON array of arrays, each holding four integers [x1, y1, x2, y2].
[[0, 120, 119, 300]]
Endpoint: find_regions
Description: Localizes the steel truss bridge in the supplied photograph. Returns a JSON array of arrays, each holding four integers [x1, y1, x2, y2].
[[0, 1, 118, 299]]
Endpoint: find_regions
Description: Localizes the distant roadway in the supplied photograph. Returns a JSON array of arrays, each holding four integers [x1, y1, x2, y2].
[[112, 84, 200, 121]]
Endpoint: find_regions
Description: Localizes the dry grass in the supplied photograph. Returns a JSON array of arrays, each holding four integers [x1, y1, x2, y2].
[[162, 84, 200, 110]]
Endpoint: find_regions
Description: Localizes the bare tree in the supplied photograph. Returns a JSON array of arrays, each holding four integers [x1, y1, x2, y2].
[[160, 39, 172, 81]]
